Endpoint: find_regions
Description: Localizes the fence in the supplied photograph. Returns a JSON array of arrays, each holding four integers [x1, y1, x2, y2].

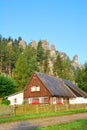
[[15, 104, 87, 115], [0, 104, 87, 118], [0, 105, 14, 118]]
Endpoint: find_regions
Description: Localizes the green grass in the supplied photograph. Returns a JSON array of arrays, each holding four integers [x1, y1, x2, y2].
[[0, 109, 87, 124], [36, 118, 87, 130]]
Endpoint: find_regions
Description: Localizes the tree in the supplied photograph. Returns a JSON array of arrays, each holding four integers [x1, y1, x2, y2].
[[4, 46, 14, 77], [76, 63, 87, 92], [0, 75, 17, 98], [43, 50, 50, 74], [8, 36, 13, 41], [61, 59, 74, 81], [0, 34, 2, 42], [53, 54, 63, 77], [37, 40, 44, 62], [13, 46, 39, 90], [53, 55, 74, 81], [0, 36, 15, 76], [18, 36, 22, 42]]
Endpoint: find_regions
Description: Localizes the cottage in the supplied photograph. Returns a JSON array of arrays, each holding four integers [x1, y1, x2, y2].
[[24, 72, 87, 104]]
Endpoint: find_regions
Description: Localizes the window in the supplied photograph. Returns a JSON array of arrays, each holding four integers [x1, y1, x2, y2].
[[39, 97, 44, 103], [39, 97, 48, 103], [31, 86, 40, 92], [31, 86, 36, 92], [14, 98, 17, 103], [37, 86, 40, 91], [53, 97, 57, 104], [28, 97, 39, 104], [28, 98, 33, 104]]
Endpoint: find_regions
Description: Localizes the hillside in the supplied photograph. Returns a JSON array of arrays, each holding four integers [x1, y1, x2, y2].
[[0, 35, 87, 92]]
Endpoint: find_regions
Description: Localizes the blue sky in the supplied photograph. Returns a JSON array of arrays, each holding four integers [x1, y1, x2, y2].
[[0, 0, 87, 64]]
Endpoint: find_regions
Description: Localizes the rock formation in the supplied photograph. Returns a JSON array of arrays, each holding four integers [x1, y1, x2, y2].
[[72, 55, 82, 69], [60, 52, 68, 60], [41, 40, 49, 50], [48, 60, 54, 75], [30, 40, 37, 49], [19, 40, 26, 49], [50, 44, 56, 58], [7, 41, 12, 47]]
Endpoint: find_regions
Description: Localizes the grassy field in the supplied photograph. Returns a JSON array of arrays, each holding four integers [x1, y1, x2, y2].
[[36, 118, 87, 130], [0, 109, 87, 124]]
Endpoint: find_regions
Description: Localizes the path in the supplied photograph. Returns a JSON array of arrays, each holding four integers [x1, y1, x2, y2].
[[0, 113, 87, 130]]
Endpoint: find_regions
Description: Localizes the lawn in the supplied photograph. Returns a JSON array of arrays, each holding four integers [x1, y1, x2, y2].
[[0, 109, 87, 124], [36, 118, 87, 130]]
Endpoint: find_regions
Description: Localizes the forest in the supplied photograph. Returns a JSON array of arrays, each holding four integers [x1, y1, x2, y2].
[[0, 34, 87, 98]]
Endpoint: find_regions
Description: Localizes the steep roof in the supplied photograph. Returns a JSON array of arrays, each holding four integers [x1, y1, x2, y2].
[[35, 72, 87, 98], [36, 72, 76, 98], [64, 80, 87, 98]]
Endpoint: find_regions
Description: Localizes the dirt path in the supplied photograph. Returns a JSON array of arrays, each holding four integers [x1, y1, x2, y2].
[[0, 113, 87, 130]]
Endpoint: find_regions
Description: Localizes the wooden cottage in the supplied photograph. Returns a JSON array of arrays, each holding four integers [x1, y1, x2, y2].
[[24, 72, 87, 104]]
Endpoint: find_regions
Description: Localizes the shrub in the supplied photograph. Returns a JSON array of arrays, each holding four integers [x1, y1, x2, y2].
[[1, 98, 10, 105], [22, 100, 28, 104]]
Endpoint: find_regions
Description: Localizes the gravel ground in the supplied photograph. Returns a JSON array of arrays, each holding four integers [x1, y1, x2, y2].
[[0, 113, 87, 130]]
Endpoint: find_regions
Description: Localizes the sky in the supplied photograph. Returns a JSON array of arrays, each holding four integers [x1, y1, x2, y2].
[[0, 0, 87, 64]]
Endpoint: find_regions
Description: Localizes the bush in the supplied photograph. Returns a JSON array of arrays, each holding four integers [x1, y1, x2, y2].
[[1, 98, 10, 105], [22, 100, 28, 104]]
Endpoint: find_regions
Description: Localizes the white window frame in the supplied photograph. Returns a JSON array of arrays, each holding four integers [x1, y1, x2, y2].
[[53, 97, 57, 104], [31, 86, 36, 92], [36, 86, 40, 91], [31, 86, 40, 92], [28, 98, 33, 104], [39, 97, 44, 103]]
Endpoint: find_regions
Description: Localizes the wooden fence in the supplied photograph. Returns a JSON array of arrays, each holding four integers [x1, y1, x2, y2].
[[0, 104, 87, 118], [0, 105, 14, 118], [15, 104, 87, 115]]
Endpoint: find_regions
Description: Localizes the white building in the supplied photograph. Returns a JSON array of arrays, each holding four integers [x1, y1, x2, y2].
[[69, 97, 87, 104], [8, 91, 23, 105]]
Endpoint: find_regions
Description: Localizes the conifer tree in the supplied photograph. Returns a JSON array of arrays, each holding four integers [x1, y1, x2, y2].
[[13, 46, 39, 90], [0, 75, 17, 98]]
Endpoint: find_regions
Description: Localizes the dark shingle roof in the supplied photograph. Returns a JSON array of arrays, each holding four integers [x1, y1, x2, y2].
[[35, 72, 87, 98], [64, 80, 87, 98], [36, 72, 76, 97]]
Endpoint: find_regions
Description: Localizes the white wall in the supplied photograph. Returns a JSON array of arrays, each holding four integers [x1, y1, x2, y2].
[[69, 97, 87, 104], [8, 92, 23, 105]]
